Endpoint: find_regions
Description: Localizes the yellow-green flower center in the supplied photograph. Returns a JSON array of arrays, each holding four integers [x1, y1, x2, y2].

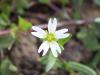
[[45, 33, 56, 42]]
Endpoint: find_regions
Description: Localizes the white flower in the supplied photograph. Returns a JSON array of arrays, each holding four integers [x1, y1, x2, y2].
[[31, 18, 70, 57]]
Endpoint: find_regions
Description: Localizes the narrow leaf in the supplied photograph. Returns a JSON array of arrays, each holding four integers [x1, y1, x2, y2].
[[68, 62, 97, 75]]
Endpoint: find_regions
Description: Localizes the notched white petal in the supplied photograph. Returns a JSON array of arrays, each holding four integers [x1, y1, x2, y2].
[[42, 42, 49, 56], [38, 41, 48, 53], [53, 18, 57, 25], [48, 18, 57, 33], [48, 18, 52, 32], [50, 42, 58, 57], [54, 42, 61, 54], [50, 18, 57, 33], [56, 29, 68, 34], [56, 33, 70, 39], [31, 32, 45, 38], [32, 26, 46, 34], [52, 18, 57, 29]]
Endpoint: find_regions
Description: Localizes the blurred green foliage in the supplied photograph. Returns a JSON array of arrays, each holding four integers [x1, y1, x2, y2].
[[77, 26, 100, 50], [91, 51, 100, 68], [0, 13, 10, 29], [0, 0, 32, 50], [15, 0, 31, 14], [60, 0, 69, 6], [0, 0, 31, 14], [0, 35, 14, 50], [94, 0, 100, 6], [39, 0, 50, 4], [0, 0, 100, 75], [0, 58, 18, 75], [0, 0, 32, 74], [19, 17, 32, 31]]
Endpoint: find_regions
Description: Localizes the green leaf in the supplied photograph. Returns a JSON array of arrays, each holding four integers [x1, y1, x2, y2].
[[19, 17, 32, 31], [16, 0, 30, 8], [0, 13, 9, 27], [15, 0, 31, 14], [68, 62, 97, 75], [91, 51, 100, 68], [0, 58, 17, 75], [45, 53, 56, 72], [39, 0, 49, 4], [0, 18, 7, 27], [77, 28, 87, 39], [1, 58, 13, 75], [77, 28, 99, 50], [0, 35, 14, 50], [0, 3, 12, 16]]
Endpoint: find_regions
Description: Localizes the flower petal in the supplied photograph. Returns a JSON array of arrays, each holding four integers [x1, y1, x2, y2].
[[48, 18, 57, 33], [50, 41, 58, 57], [42, 42, 49, 56], [48, 18, 52, 33], [31, 32, 45, 38], [56, 33, 70, 39], [52, 18, 57, 32], [53, 42, 61, 54], [32, 26, 46, 34], [38, 41, 48, 53], [56, 29, 68, 34]]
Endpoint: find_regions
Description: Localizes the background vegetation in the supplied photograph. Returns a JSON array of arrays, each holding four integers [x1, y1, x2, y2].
[[0, 0, 100, 75]]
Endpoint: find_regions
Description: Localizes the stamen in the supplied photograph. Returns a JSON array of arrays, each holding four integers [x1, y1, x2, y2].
[[45, 33, 56, 42]]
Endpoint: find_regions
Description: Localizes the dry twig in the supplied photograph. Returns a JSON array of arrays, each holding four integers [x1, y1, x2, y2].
[[0, 18, 96, 36]]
